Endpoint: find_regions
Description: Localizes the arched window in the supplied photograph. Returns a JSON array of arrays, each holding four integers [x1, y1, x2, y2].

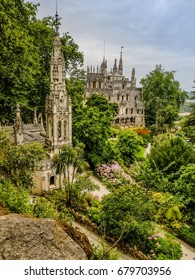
[[50, 176, 55, 185]]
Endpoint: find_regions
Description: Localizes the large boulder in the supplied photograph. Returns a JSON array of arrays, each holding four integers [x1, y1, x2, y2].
[[0, 214, 91, 260]]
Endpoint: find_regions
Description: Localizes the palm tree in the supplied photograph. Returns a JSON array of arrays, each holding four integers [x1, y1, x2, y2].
[[52, 143, 89, 206]]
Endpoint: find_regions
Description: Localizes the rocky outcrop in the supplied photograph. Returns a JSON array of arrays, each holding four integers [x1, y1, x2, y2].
[[0, 214, 91, 260]]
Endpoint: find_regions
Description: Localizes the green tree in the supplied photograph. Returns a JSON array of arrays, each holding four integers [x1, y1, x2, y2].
[[101, 184, 154, 251], [147, 134, 195, 177], [0, 129, 45, 189], [182, 85, 195, 143], [66, 70, 86, 130], [52, 143, 97, 207], [117, 130, 143, 166], [0, 0, 41, 122], [141, 65, 187, 133], [175, 164, 195, 224], [0, 179, 32, 214], [73, 93, 119, 167], [0, 0, 84, 123]]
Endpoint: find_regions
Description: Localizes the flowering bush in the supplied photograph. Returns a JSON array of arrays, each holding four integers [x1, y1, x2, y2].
[[129, 128, 151, 147], [146, 233, 183, 260], [131, 128, 151, 135], [96, 161, 133, 189]]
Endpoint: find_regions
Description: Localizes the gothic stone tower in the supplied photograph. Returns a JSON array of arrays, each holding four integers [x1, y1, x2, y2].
[[45, 12, 72, 155]]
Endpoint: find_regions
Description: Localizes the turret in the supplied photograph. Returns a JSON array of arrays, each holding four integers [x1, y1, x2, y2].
[[118, 47, 124, 75], [131, 68, 136, 87], [113, 58, 118, 74], [45, 10, 72, 155], [100, 56, 107, 76]]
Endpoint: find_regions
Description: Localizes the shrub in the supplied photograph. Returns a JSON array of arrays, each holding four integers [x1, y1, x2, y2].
[[33, 197, 60, 219], [96, 161, 133, 190], [87, 206, 102, 225], [91, 243, 119, 260], [146, 233, 183, 260], [117, 130, 144, 165], [174, 225, 195, 248], [43, 189, 73, 221], [0, 179, 32, 214]]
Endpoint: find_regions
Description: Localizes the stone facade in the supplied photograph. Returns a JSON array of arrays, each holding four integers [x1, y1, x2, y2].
[[86, 51, 145, 127]]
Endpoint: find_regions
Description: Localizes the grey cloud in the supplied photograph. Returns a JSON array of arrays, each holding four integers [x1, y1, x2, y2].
[[29, 0, 195, 91]]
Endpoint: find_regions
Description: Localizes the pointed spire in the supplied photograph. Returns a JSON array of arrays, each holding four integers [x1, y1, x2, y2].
[[113, 58, 118, 74], [118, 46, 124, 75], [54, 0, 60, 35], [100, 56, 107, 75], [131, 67, 136, 87]]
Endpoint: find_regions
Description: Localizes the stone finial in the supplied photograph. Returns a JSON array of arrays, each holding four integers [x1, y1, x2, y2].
[[14, 104, 23, 144], [16, 103, 21, 118], [33, 108, 38, 125]]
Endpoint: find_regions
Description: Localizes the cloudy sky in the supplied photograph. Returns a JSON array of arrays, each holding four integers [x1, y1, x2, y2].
[[30, 0, 195, 91]]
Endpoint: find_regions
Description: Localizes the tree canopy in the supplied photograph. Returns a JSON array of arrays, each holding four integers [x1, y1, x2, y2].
[[0, 0, 83, 123], [141, 65, 187, 133], [147, 133, 195, 176], [73, 93, 119, 167], [117, 130, 143, 166], [0, 129, 45, 189]]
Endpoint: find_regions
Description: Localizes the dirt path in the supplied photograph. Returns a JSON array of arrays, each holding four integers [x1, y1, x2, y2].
[[89, 175, 110, 199], [179, 240, 195, 260], [73, 221, 134, 260]]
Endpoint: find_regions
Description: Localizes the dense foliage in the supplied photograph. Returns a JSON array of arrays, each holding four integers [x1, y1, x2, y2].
[[141, 65, 187, 133], [101, 184, 155, 250], [0, 179, 32, 214], [117, 130, 143, 166], [147, 134, 195, 177], [0, 129, 45, 189], [175, 164, 195, 224], [0, 0, 83, 123], [135, 133, 195, 228], [52, 144, 97, 207], [73, 94, 119, 167]]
